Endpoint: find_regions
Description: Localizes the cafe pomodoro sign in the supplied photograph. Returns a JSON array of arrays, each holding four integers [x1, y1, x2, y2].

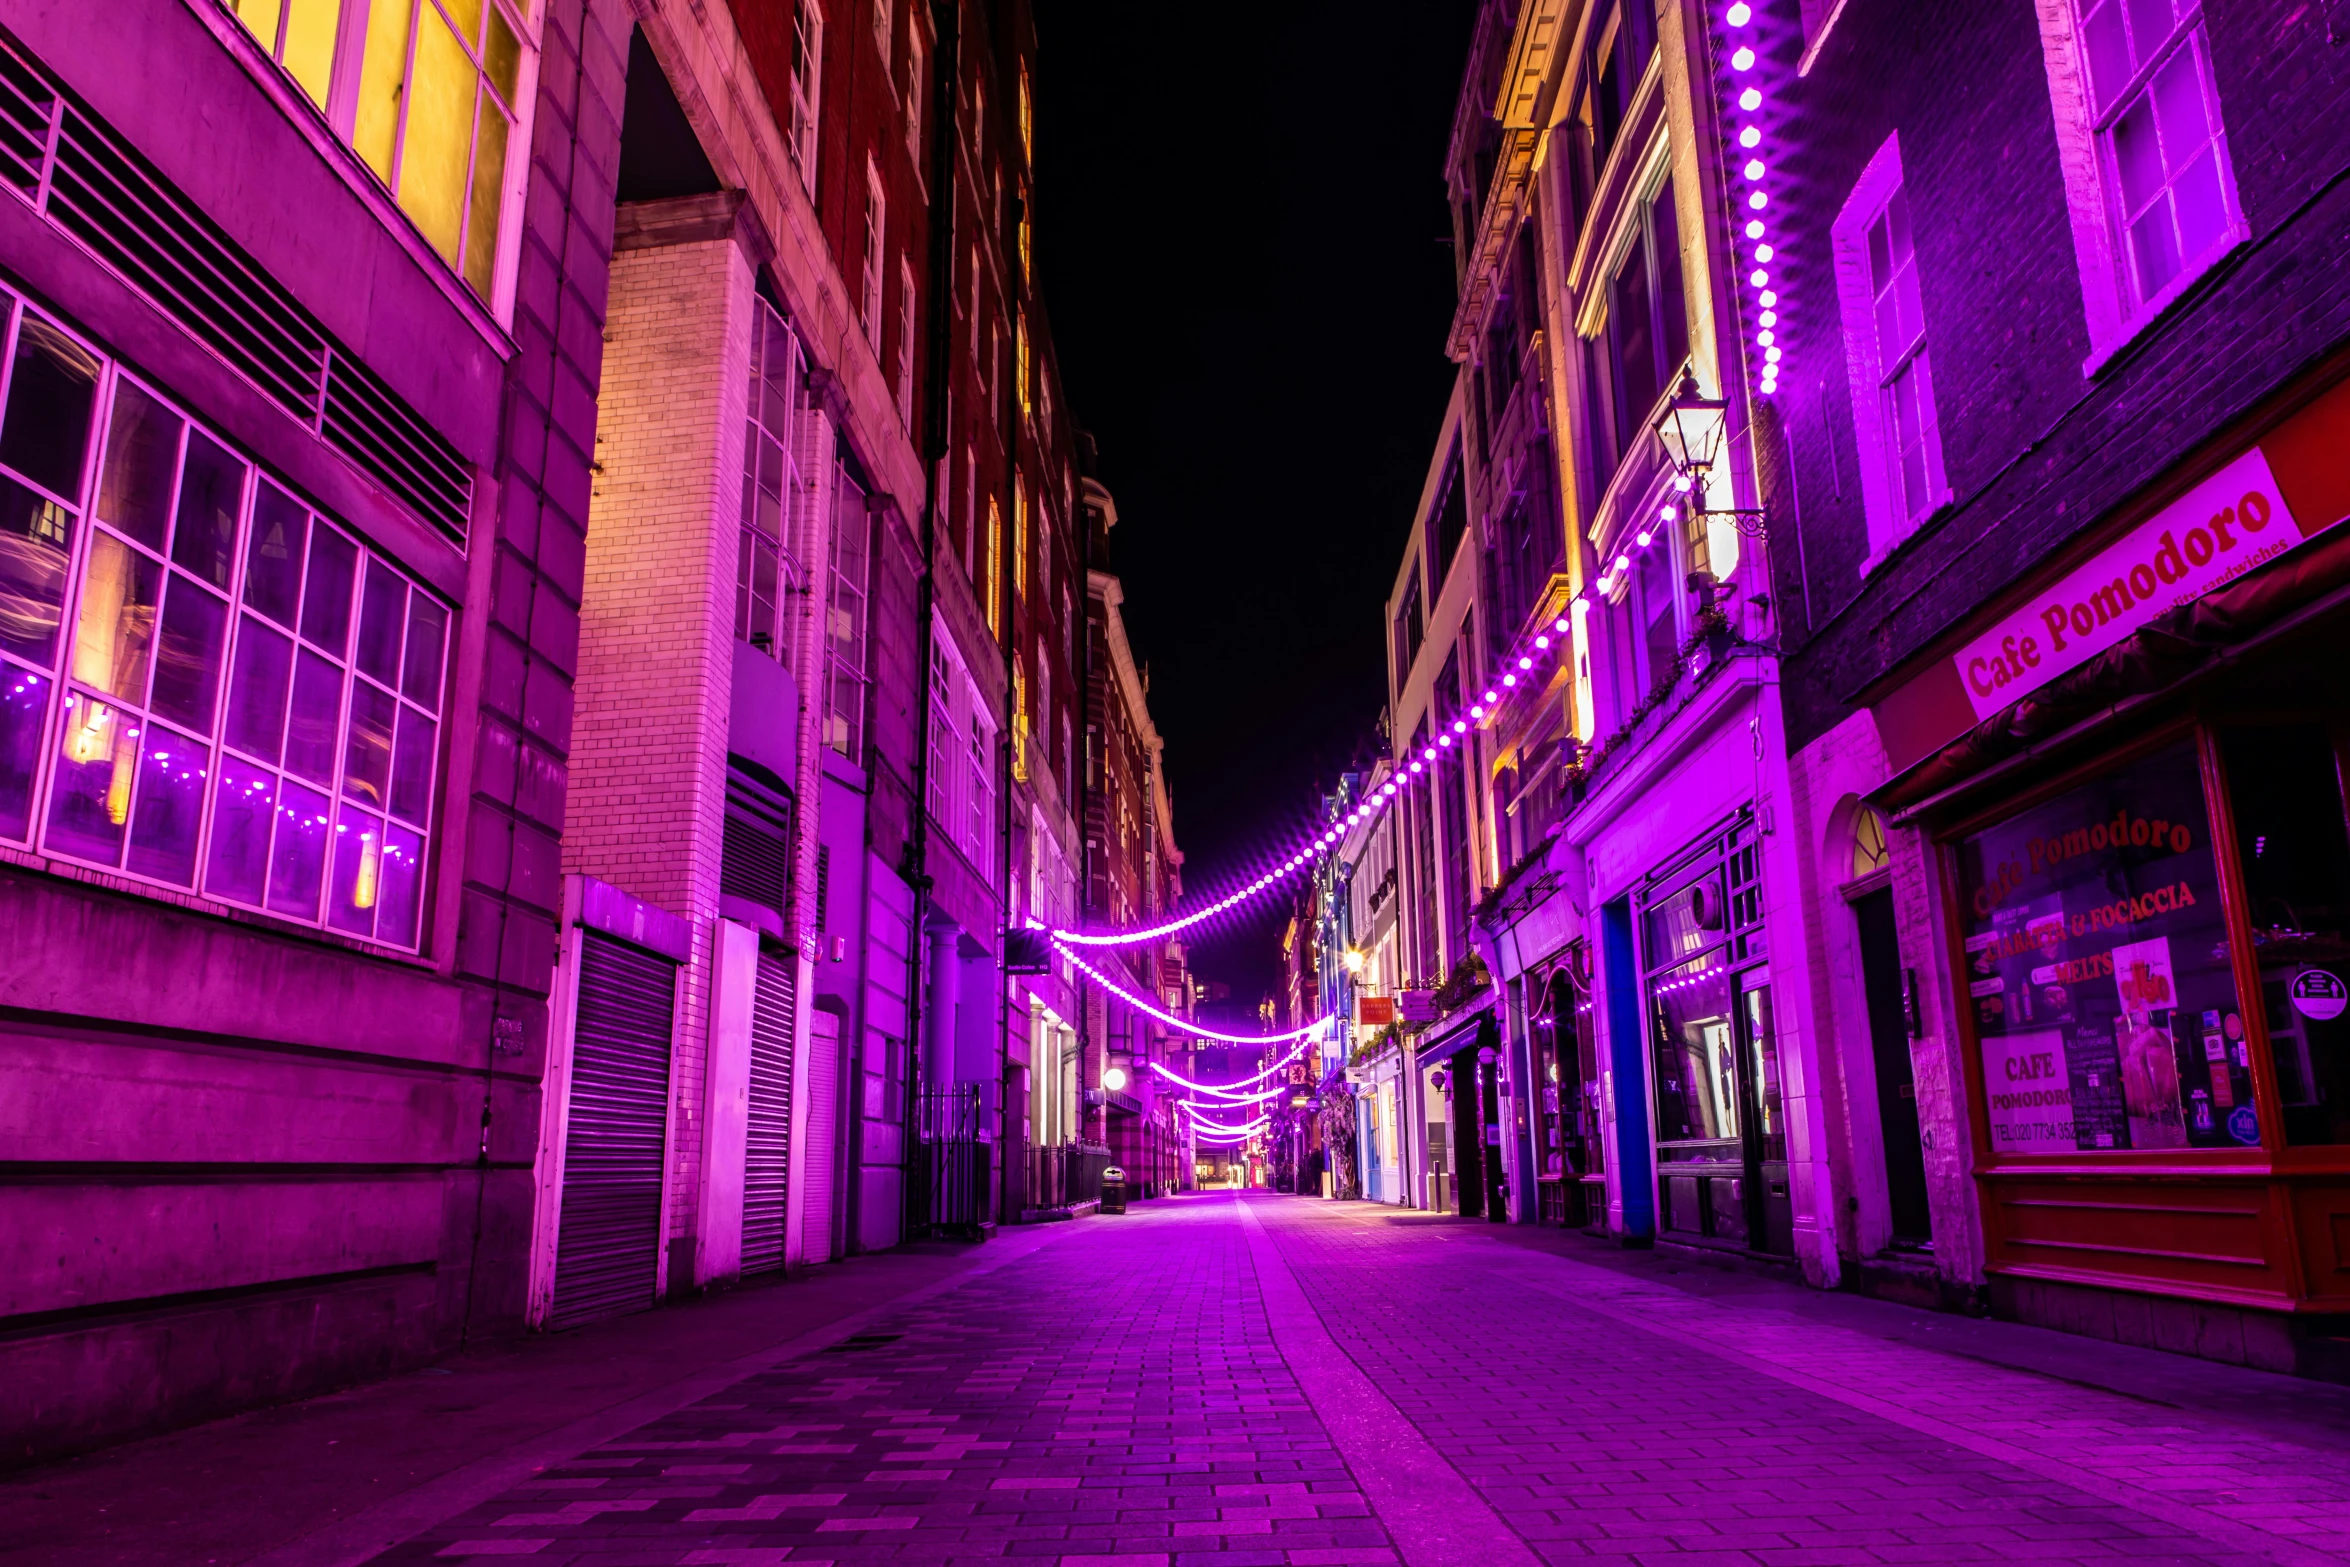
[[1954, 448, 2297, 719]]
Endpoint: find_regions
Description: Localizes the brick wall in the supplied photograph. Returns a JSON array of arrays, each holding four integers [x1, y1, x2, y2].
[[569, 233, 754, 1253]]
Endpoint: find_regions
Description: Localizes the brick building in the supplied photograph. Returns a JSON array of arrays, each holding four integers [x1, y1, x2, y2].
[[0, 0, 608, 1460], [1757, 0, 2350, 1372]]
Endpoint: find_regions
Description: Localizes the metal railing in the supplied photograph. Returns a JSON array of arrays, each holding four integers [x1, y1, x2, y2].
[[916, 1086, 989, 1236], [1023, 1141, 1111, 1214]]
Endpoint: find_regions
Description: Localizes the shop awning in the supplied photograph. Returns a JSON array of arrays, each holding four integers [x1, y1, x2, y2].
[[1406, 1007, 1493, 1069], [1877, 524, 2350, 826]]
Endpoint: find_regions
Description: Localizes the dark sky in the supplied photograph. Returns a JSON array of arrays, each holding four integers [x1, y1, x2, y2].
[[1034, 3, 1476, 1011]]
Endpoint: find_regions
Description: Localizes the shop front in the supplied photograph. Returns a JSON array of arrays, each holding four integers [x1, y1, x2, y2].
[[1639, 810, 1795, 1258], [1872, 369, 2350, 1371], [1528, 947, 1606, 1229]]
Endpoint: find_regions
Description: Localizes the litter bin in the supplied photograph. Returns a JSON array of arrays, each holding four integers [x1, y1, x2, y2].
[[1100, 1166, 1126, 1214]]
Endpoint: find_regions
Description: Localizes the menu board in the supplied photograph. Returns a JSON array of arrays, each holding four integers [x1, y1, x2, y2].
[[1956, 742, 2256, 1153]]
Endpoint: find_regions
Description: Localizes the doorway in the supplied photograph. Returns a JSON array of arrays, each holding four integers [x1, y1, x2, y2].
[[1853, 886, 1932, 1245]]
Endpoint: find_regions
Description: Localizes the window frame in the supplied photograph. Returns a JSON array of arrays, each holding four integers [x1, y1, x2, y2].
[[216, 0, 541, 325], [861, 159, 887, 358], [2031, 0, 2246, 375], [1830, 134, 1951, 573], [789, 0, 824, 195], [0, 290, 448, 953]]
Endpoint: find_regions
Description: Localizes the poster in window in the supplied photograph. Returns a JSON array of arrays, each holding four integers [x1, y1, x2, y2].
[[1981, 1028, 2075, 1153], [1956, 741, 2254, 1153]]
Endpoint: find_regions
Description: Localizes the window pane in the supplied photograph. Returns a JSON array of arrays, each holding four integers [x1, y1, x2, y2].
[[225, 615, 294, 765], [354, 0, 414, 181], [227, 0, 286, 55], [244, 483, 307, 626], [300, 524, 357, 653], [170, 431, 244, 591], [2171, 148, 2226, 269], [398, 8, 478, 265], [1654, 182, 1689, 379], [402, 597, 447, 709], [1609, 239, 1656, 453], [2130, 197, 2184, 299], [0, 476, 77, 668], [267, 779, 332, 918], [0, 318, 100, 501], [2124, 0, 2176, 66], [355, 557, 407, 686], [390, 705, 436, 824], [151, 575, 230, 736], [2152, 45, 2211, 171], [72, 532, 161, 703], [286, 648, 344, 784], [2080, 0, 2132, 112], [0, 664, 49, 840], [47, 693, 135, 866], [344, 680, 396, 807], [126, 724, 205, 886], [482, 6, 522, 102], [2113, 95, 2166, 217], [281, 0, 339, 107], [462, 89, 510, 299], [96, 382, 181, 553], [328, 805, 384, 937], [375, 821, 426, 947], [206, 756, 277, 906]]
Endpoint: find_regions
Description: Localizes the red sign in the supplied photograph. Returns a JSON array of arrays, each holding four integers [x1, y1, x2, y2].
[[1357, 995, 1395, 1027]]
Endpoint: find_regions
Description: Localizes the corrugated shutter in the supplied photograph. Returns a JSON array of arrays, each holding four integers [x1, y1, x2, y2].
[[549, 933, 675, 1331], [721, 767, 794, 918], [802, 1012, 838, 1265], [741, 945, 795, 1275]]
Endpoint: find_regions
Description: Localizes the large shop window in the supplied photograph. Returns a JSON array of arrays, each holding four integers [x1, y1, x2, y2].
[[1958, 740, 2251, 1153], [224, 0, 537, 306], [2218, 725, 2350, 1147], [0, 292, 444, 947]]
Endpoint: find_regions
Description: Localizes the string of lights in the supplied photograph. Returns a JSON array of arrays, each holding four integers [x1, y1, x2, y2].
[[1721, 0, 1785, 402], [1182, 1109, 1271, 1137], [1148, 1044, 1309, 1097]]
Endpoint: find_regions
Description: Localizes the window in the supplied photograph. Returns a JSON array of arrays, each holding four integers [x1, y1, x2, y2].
[[861, 162, 886, 357], [2034, 0, 2240, 363], [904, 22, 924, 156], [1035, 642, 1050, 784], [1012, 480, 1028, 601], [983, 496, 1001, 637], [738, 301, 805, 662], [1597, 177, 1689, 475], [2080, 0, 2232, 305], [1832, 139, 1949, 565], [825, 467, 869, 762], [1019, 207, 1033, 285], [926, 623, 993, 877], [1015, 313, 1032, 419], [224, 0, 533, 307], [871, 0, 891, 58], [789, 0, 823, 192], [1017, 60, 1033, 163], [895, 261, 917, 431], [1010, 662, 1028, 783], [1582, 2, 1656, 180], [0, 289, 444, 949]]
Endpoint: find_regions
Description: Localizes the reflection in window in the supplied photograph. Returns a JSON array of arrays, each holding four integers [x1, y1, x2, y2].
[[224, 0, 533, 303]]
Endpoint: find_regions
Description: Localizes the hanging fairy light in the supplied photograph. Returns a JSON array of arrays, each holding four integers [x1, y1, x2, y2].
[[1051, 937, 1331, 1045], [1721, 0, 1785, 400]]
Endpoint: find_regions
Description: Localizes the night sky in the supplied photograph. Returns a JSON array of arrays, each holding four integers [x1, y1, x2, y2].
[[1033, 3, 1476, 1013]]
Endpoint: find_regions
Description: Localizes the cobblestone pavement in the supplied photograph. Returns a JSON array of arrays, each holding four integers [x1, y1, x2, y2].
[[363, 1194, 2350, 1567]]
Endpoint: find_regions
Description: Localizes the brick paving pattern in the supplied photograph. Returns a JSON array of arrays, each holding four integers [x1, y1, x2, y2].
[[372, 1195, 2350, 1567]]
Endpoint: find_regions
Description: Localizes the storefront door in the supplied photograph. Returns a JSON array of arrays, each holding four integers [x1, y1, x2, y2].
[[1643, 812, 1792, 1256], [1855, 887, 1934, 1243]]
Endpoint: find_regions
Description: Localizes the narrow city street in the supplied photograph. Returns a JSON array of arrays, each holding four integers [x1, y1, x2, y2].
[[16, 1195, 2350, 1567]]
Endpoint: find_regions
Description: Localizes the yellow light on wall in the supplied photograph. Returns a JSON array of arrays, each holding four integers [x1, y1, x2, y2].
[[354, 830, 382, 910]]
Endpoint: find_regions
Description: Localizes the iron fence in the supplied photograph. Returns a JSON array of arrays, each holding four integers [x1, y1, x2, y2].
[[916, 1086, 990, 1236], [1023, 1141, 1112, 1214]]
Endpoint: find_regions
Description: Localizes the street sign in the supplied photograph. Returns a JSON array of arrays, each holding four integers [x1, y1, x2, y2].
[[1398, 990, 1436, 1023], [1357, 995, 1395, 1027]]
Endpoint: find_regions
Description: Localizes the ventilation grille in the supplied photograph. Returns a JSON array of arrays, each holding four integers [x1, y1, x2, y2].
[[721, 764, 795, 919], [0, 31, 473, 544]]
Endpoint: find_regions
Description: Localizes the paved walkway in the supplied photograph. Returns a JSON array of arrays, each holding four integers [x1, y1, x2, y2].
[[14, 1194, 2350, 1567]]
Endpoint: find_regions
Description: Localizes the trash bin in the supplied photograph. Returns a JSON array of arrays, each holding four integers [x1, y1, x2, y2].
[[1100, 1166, 1126, 1214]]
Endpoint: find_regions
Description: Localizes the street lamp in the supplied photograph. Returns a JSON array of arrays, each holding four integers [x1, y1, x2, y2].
[[1654, 370, 1766, 539]]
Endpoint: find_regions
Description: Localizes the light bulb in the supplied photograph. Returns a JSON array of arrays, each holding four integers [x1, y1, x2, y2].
[[1749, 191, 1769, 210], [1439, 733, 1453, 747], [1452, 719, 1468, 733], [1518, 655, 1533, 671], [1751, 268, 1769, 286], [1554, 617, 1569, 632], [1756, 243, 1774, 262], [1423, 747, 1437, 761], [1469, 704, 1484, 718], [1765, 346, 1782, 363], [1732, 46, 1755, 69], [1758, 329, 1774, 347], [1483, 689, 1499, 704], [1675, 472, 1694, 492], [1636, 530, 1653, 548], [1660, 504, 1678, 521], [1739, 126, 1760, 149], [1745, 218, 1765, 239], [1760, 309, 1776, 327], [1739, 87, 1762, 111], [1533, 634, 1549, 650], [1727, 1, 1752, 22], [1744, 159, 1765, 181]]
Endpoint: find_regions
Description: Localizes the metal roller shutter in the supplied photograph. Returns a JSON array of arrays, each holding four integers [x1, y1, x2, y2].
[[549, 932, 675, 1330], [802, 1012, 838, 1265], [741, 944, 795, 1275]]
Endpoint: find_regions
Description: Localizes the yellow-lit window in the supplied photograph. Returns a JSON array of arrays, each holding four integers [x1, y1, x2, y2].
[[1018, 60, 1032, 163], [1018, 207, 1031, 285], [1015, 315, 1031, 419], [1011, 664, 1029, 783], [223, 0, 533, 308], [1012, 481, 1028, 599], [983, 495, 1002, 637]]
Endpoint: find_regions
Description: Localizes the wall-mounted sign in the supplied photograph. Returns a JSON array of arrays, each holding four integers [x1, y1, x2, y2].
[[2293, 969, 2348, 1021], [1952, 448, 2300, 721], [1357, 995, 1396, 1027], [1397, 990, 1437, 1023]]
